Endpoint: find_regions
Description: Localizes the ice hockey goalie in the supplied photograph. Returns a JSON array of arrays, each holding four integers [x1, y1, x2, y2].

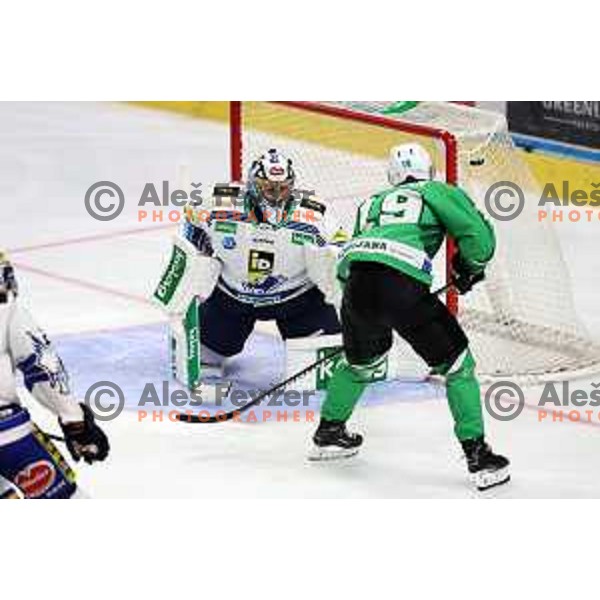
[[152, 148, 348, 390]]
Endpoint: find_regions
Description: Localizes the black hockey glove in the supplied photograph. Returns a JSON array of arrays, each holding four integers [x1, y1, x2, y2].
[[60, 404, 110, 464], [451, 254, 485, 295]]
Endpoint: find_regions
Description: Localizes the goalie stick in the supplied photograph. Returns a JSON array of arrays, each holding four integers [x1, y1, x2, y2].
[[176, 282, 455, 424]]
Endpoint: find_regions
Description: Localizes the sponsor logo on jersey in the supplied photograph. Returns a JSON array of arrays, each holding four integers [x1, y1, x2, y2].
[[14, 460, 56, 498], [241, 274, 287, 295], [349, 239, 388, 252], [248, 250, 275, 284], [292, 232, 315, 246], [215, 220, 238, 234], [222, 236, 237, 250], [251, 236, 275, 246], [234, 291, 284, 305]]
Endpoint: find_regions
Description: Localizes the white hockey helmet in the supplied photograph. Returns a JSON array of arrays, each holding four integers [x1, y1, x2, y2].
[[0, 252, 17, 304], [387, 143, 434, 186], [247, 148, 296, 208]]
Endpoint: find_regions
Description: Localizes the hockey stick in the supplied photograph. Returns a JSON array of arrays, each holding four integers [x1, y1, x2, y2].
[[176, 281, 454, 424]]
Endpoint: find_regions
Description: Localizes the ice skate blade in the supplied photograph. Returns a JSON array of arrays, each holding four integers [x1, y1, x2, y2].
[[471, 466, 510, 492], [307, 445, 360, 462]]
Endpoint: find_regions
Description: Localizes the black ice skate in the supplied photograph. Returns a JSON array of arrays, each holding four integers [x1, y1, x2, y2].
[[308, 419, 363, 461], [461, 437, 510, 491]]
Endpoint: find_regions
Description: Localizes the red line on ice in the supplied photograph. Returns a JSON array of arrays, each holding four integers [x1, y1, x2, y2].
[[12, 261, 152, 307], [7, 222, 177, 255]]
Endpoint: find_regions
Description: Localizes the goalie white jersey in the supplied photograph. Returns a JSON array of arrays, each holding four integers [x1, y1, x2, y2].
[[179, 184, 345, 307], [152, 183, 346, 390]]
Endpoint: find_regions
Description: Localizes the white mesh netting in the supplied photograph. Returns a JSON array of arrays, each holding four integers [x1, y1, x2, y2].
[[236, 101, 600, 382]]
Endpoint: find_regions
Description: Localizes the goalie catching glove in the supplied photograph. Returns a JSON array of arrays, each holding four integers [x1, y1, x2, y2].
[[451, 253, 485, 295], [60, 404, 110, 464]]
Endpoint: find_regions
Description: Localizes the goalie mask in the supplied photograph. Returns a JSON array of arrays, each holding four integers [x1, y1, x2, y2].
[[0, 253, 17, 304], [247, 148, 296, 225], [387, 143, 434, 186]]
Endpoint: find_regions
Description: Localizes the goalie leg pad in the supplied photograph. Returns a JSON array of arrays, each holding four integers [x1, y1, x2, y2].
[[169, 296, 202, 390], [168, 297, 229, 388], [0, 406, 77, 499], [170, 289, 256, 389]]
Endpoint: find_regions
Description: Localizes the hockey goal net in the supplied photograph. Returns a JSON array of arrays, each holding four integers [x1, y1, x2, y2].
[[230, 101, 600, 383]]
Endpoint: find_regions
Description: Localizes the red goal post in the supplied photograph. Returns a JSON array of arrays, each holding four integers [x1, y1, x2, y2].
[[229, 100, 459, 313]]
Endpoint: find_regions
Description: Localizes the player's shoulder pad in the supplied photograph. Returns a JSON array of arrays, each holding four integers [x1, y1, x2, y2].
[[213, 183, 242, 199], [210, 183, 246, 218], [299, 194, 326, 216]]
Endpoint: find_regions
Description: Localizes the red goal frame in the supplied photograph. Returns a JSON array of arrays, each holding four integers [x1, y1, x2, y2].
[[229, 101, 459, 313]]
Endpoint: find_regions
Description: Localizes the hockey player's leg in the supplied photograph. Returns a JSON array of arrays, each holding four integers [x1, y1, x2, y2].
[[200, 289, 256, 383], [309, 280, 391, 461], [435, 350, 510, 491], [169, 296, 230, 387], [276, 287, 341, 339], [309, 354, 386, 461], [171, 288, 256, 388], [438, 349, 485, 441], [0, 405, 78, 499], [406, 299, 510, 491]]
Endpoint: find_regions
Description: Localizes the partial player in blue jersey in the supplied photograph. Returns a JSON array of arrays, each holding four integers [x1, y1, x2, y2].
[[0, 254, 109, 498]]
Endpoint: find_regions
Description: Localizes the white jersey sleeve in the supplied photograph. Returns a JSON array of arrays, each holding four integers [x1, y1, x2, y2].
[[303, 198, 349, 306], [0, 300, 83, 423]]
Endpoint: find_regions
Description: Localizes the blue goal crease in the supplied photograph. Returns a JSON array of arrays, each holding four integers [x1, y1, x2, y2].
[[50, 323, 442, 423]]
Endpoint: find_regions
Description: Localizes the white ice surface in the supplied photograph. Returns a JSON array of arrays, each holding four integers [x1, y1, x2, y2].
[[1, 101, 599, 498]]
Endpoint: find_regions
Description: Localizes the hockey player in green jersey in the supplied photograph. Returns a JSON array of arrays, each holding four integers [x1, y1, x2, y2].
[[309, 143, 510, 491]]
